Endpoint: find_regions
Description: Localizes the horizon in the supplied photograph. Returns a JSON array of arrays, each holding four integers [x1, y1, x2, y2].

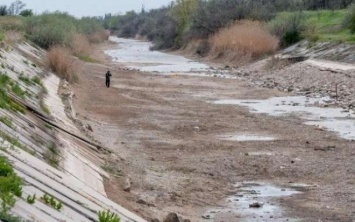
[[1, 0, 173, 17]]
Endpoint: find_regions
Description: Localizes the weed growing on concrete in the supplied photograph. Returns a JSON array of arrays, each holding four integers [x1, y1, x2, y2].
[[26, 194, 36, 204], [41, 194, 62, 211], [39, 98, 50, 115], [0, 155, 22, 219], [18, 73, 32, 86], [98, 210, 120, 222], [31, 76, 42, 86], [0, 116, 13, 128], [43, 142, 59, 168]]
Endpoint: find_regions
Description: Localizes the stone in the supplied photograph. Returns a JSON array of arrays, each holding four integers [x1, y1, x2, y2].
[[163, 213, 179, 222], [151, 219, 160, 222], [249, 202, 264, 208], [123, 177, 131, 192], [202, 214, 211, 219], [137, 199, 147, 205]]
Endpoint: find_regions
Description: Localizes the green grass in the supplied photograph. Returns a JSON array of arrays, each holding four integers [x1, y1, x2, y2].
[[303, 10, 354, 42], [0, 31, 4, 42], [275, 10, 355, 43], [78, 55, 99, 63]]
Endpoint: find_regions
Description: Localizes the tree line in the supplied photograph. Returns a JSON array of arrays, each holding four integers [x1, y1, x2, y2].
[[103, 0, 355, 50]]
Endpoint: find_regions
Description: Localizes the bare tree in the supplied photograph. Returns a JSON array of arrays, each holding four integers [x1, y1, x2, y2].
[[7, 0, 25, 15]]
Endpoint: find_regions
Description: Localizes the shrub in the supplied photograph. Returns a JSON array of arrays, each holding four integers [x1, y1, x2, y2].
[[0, 6, 7, 16], [25, 12, 77, 49], [98, 210, 120, 222], [343, 3, 355, 33], [269, 12, 305, 47], [209, 20, 279, 58]]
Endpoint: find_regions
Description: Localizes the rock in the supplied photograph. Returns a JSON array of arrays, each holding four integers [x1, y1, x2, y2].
[[163, 213, 179, 222], [137, 199, 147, 205], [123, 178, 131, 192], [249, 202, 264, 208], [151, 219, 160, 222], [86, 124, 93, 132], [202, 214, 211, 219], [183, 220, 191, 222]]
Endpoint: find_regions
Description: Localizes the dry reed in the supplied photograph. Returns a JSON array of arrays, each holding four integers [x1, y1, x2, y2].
[[46, 46, 79, 83], [70, 33, 91, 57], [88, 30, 110, 43], [209, 20, 279, 58]]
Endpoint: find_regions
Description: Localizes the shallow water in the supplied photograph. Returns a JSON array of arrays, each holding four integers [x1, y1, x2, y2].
[[219, 134, 276, 141], [106, 37, 209, 73], [204, 182, 301, 222], [106, 37, 238, 79], [214, 96, 355, 140]]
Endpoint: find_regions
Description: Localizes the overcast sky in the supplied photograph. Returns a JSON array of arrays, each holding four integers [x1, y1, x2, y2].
[[2, 0, 173, 17]]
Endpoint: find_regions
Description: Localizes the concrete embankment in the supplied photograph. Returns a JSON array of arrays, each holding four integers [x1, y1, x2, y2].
[[0, 41, 146, 221]]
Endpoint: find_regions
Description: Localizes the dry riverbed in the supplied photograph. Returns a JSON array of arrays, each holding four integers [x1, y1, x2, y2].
[[70, 38, 355, 222]]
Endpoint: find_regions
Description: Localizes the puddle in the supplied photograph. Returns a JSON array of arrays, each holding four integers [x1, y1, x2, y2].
[[220, 134, 276, 141], [203, 182, 301, 222], [214, 96, 355, 140], [105, 37, 238, 79]]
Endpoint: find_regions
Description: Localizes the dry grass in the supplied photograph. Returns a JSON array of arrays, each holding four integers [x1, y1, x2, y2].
[[88, 30, 110, 43], [209, 20, 279, 59], [46, 46, 80, 83], [0, 16, 24, 31], [70, 33, 91, 57]]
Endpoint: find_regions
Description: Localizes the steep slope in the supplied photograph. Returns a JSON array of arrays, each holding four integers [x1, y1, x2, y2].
[[0, 41, 146, 221]]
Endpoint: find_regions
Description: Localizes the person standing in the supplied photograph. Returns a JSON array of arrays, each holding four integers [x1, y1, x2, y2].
[[105, 70, 112, 88]]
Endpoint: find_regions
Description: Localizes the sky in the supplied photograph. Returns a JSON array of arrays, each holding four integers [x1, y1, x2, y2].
[[1, 0, 173, 17]]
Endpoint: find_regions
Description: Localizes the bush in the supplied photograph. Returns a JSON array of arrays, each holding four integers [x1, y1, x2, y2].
[[209, 20, 279, 57], [25, 12, 77, 49], [269, 12, 305, 47], [344, 3, 355, 33]]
